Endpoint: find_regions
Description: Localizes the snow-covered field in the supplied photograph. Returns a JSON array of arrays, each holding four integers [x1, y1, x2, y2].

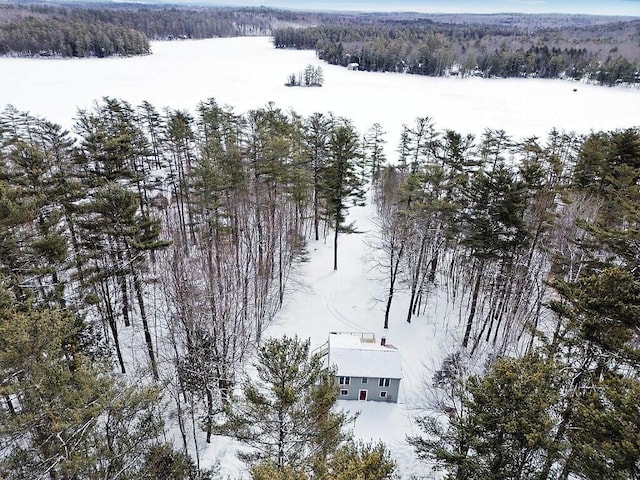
[[3, 36, 640, 478], [260, 200, 455, 479], [198, 197, 450, 478]]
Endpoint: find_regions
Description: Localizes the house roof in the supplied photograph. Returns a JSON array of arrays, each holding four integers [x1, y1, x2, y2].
[[327, 332, 402, 380]]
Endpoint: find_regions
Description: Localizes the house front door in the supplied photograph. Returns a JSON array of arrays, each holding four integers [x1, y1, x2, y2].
[[359, 390, 368, 401]]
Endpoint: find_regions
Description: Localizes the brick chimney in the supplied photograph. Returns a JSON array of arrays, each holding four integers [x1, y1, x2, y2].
[[381, 336, 386, 346]]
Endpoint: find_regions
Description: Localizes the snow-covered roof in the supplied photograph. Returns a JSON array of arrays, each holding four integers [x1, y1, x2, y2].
[[327, 332, 402, 379]]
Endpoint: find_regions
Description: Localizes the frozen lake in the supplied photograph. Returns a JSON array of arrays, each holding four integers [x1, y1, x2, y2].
[[2, 36, 640, 152]]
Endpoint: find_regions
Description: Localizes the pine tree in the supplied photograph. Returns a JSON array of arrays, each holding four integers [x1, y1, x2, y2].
[[460, 163, 530, 348], [304, 112, 332, 242], [326, 441, 396, 480], [0, 283, 178, 479], [542, 267, 640, 480], [250, 441, 396, 480], [409, 355, 560, 480], [0, 108, 77, 307], [411, 267, 640, 480], [570, 128, 640, 276], [73, 99, 168, 379], [313, 66, 324, 86], [365, 123, 387, 184], [78, 184, 167, 378], [220, 336, 349, 473], [303, 64, 315, 86], [320, 120, 366, 271]]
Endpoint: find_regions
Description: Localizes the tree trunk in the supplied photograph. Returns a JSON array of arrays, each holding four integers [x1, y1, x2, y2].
[[333, 209, 340, 271], [278, 219, 285, 306], [407, 233, 428, 323], [98, 275, 126, 374], [384, 241, 405, 329], [491, 279, 513, 347], [205, 387, 214, 444], [538, 404, 574, 480], [168, 327, 189, 453], [190, 396, 201, 468], [314, 184, 320, 241], [463, 263, 483, 349], [132, 266, 159, 381], [428, 250, 438, 282]]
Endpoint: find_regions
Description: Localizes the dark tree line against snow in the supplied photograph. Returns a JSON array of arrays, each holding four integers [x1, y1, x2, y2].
[[2, 0, 639, 82], [274, 22, 640, 85], [0, 16, 150, 57], [0, 4, 296, 57], [1, 96, 639, 478]]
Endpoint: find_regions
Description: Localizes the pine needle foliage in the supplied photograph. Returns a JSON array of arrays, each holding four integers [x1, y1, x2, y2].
[[220, 335, 349, 473]]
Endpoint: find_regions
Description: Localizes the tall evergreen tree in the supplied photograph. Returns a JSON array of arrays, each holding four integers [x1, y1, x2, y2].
[[409, 354, 560, 480], [74, 99, 168, 379], [320, 120, 366, 271], [365, 122, 387, 184], [0, 283, 180, 479], [220, 336, 349, 474], [411, 267, 640, 480], [460, 163, 530, 348], [544, 267, 640, 479], [304, 113, 332, 242], [0, 108, 77, 307]]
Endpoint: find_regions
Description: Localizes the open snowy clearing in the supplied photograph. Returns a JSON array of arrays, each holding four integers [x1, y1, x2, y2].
[[198, 196, 452, 479], [266, 199, 456, 479]]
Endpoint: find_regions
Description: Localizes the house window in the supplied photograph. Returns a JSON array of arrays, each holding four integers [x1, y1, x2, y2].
[[378, 378, 390, 387], [362, 377, 368, 384], [340, 389, 348, 396], [380, 391, 387, 398], [339, 376, 350, 385]]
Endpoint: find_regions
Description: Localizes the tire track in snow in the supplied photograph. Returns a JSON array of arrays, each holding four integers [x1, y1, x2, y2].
[[322, 285, 363, 332], [399, 353, 431, 409]]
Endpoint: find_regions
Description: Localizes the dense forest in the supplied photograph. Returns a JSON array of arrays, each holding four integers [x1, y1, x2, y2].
[[0, 95, 639, 478], [0, 99, 375, 478], [273, 19, 640, 84], [0, 15, 150, 57], [0, 3, 308, 57]]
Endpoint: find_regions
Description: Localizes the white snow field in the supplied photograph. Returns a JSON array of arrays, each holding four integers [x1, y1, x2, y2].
[[259, 199, 456, 479], [3, 36, 640, 478], [198, 196, 452, 479]]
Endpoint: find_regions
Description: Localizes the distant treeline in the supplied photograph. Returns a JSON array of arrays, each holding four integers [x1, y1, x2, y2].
[[0, 4, 306, 57], [273, 21, 640, 85], [0, 16, 149, 57], [48, 4, 291, 38], [2, 0, 640, 80]]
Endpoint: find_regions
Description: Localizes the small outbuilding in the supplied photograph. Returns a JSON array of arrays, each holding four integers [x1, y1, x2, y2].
[[327, 332, 402, 403]]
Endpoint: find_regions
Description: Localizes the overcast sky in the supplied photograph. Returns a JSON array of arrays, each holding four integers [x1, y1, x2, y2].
[[198, 0, 640, 16]]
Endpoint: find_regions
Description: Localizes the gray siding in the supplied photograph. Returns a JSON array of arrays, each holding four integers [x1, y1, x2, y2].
[[336, 376, 400, 403]]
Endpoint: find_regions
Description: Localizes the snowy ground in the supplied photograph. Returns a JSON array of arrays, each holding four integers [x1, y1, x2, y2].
[[197, 196, 459, 479]]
